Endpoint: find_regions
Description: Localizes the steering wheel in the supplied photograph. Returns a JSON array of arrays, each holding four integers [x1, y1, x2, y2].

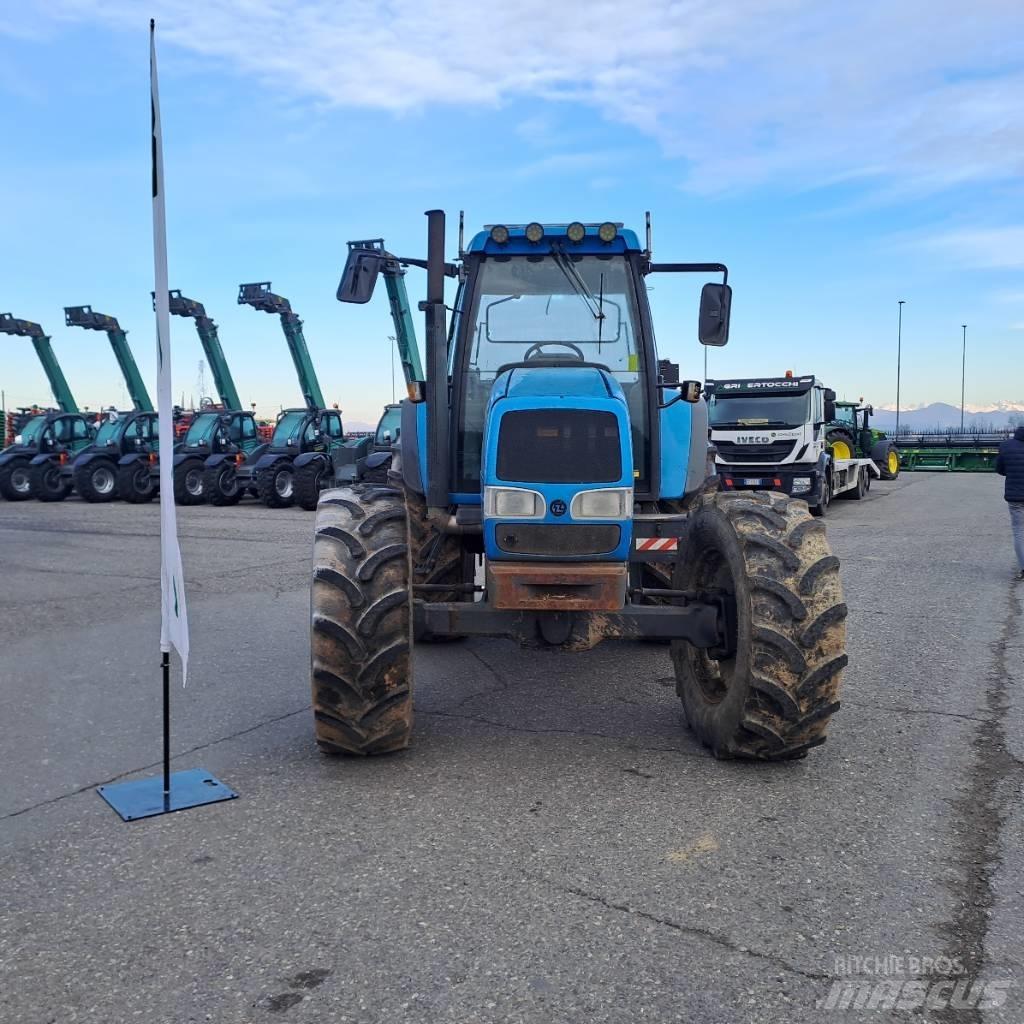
[[523, 341, 586, 362]]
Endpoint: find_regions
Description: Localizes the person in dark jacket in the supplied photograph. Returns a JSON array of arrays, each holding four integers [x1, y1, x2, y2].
[[995, 425, 1024, 579]]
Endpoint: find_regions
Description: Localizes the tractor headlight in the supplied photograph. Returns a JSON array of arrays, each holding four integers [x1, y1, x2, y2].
[[489, 224, 510, 245], [484, 486, 544, 518], [566, 221, 586, 243], [570, 487, 632, 519], [597, 221, 618, 243], [792, 477, 812, 494], [524, 222, 544, 244]]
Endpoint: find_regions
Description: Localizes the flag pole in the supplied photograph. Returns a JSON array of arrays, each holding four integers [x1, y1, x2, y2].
[[95, 19, 237, 822]]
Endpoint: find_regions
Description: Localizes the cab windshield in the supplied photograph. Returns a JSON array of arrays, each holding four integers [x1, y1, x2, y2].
[[709, 392, 810, 429], [19, 416, 46, 445], [456, 253, 648, 492], [184, 413, 220, 446], [375, 407, 401, 445], [95, 418, 124, 445], [271, 411, 306, 447]]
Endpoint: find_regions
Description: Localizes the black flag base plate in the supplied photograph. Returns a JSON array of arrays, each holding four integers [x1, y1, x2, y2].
[[97, 768, 237, 822]]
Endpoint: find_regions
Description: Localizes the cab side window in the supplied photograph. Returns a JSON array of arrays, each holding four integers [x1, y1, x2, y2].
[[71, 419, 91, 441], [323, 413, 343, 438], [240, 417, 258, 441]]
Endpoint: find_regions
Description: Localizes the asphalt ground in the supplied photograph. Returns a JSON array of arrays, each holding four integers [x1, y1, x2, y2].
[[1, 474, 1021, 1024]]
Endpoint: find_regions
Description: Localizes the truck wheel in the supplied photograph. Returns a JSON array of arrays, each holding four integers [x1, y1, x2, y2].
[[30, 460, 71, 502], [205, 462, 242, 506], [809, 471, 830, 517], [849, 467, 867, 500], [871, 440, 900, 480], [311, 484, 413, 755], [258, 462, 296, 508], [295, 459, 328, 511], [74, 460, 118, 503], [118, 462, 157, 503], [173, 459, 206, 505], [672, 491, 847, 759], [0, 458, 32, 501], [825, 429, 857, 461]]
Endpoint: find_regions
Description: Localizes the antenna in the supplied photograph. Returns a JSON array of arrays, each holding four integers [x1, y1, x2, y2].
[[645, 211, 652, 257], [458, 210, 465, 258]]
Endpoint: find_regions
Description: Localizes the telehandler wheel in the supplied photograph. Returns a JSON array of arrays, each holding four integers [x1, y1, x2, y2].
[[173, 459, 206, 505], [310, 484, 413, 755], [30, 460, 71, 502], [294, 459, 328, 511], [672, 491, 847, 760], [0, 458, 32, 501], [825, 429, 857, 462], [118, 462, 157, 503], [205, 462, 242, 506], [258, 462, 295, 508], [74, 459, 118, 503]]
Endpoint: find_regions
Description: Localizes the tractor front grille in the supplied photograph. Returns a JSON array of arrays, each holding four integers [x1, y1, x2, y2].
[[715, 439, 798, 464], [497, 409, 621, 484], [495, 523, 621, 557]]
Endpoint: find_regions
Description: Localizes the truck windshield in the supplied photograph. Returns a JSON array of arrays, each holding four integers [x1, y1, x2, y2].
[[271, 411, 305, 447], [709, 392, 810, 428], [456, 252, 647, 492]]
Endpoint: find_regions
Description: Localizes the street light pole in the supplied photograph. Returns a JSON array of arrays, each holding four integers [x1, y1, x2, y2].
[[960, 324, 967, 431], [896, 300, 905, 436]]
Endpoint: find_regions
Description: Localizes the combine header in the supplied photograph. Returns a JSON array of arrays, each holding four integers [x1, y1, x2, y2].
[[894, 430, 1011, 472]]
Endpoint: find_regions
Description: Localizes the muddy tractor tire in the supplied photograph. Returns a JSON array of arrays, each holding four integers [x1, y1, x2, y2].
[[74, 459, 119, 503], [258, 461, 296, 508], [118, 462, 157, 503], [205, 462, 243, 507], [0, 458, 33, 501], [30, 460, 71, 502], [295, 459, 329, 511], [672, 490, 847, 760], [173, 459, 206, 505], [310, 484, 414, 755]]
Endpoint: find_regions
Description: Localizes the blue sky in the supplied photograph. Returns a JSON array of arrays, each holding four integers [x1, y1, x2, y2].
[[2, 0, 1022, 427]]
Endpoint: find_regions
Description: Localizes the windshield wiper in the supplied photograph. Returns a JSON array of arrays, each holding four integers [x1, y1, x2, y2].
[[550, 242, 604, 321]]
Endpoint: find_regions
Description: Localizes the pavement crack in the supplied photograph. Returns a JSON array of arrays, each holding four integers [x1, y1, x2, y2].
[[548, 880, 830, 981], [841, 700, 987, 723], [934, 583, 1023, 1024], [0, 704, 311, 822]]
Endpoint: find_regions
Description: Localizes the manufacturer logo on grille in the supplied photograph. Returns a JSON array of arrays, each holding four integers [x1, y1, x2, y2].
[[550, 499, 567, 517]]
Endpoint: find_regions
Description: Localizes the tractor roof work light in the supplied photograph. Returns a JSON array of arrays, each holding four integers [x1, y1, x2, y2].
[[489, 224, 510, 245], [598, 222, 618, 243], [785, 369, 794, 378], [566, 221, 586, 243], [524, 222, 545, 243]]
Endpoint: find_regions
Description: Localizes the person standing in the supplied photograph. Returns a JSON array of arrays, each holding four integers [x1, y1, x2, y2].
[[996, 424, 1024, 580]]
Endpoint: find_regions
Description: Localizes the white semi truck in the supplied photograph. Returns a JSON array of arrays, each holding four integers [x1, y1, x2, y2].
[[705, 373, 879, 516]]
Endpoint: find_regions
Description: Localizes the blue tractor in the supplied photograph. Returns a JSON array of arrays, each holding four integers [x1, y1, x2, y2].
[[310, 213, 848, 760]]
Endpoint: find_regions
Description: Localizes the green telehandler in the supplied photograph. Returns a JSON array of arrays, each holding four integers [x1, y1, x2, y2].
[[0, 314, 95, 501]]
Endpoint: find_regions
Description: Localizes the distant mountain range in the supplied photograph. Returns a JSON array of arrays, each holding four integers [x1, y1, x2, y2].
[[872, 402, 1024, 430]]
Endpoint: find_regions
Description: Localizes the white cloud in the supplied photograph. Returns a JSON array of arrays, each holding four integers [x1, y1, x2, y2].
[[918, 226, 1024, 269], [21, 0, 1024, 194]]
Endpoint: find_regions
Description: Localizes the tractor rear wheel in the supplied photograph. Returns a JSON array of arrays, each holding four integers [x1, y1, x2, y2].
[[310, 483, 413, 755], [173, 459, 206, 505], [0, 458, 32, 501], [30, 460, 71, 502], [672, 490, 847, 759], [74, 459, 118, 503], [825, 429, 857, 462], [118, 461, 157, 502], [295, 459, 328, 511], [258, 461, 296, 508], [205, 462, 242, 506]]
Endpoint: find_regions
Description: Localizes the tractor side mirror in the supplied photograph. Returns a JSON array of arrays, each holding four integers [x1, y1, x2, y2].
[[698, 283, 732, 347], [337, 249, 382, 304]]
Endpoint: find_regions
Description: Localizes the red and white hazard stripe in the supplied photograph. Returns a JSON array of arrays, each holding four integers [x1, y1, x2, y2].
[[635, 537, 678, 552]]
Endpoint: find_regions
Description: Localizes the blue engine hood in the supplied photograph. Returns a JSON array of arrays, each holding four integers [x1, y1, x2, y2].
[[490, 365, 625, 408]]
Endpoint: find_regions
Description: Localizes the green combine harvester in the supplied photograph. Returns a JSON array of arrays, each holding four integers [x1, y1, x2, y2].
[[226, 281, 350, 507], [56, 306, 158, 502], [0, 313, 95, 501]]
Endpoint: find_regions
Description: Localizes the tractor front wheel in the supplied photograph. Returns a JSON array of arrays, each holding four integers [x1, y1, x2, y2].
[[118, 462, 157, 503], [0, 458, 32, 501], [30, 460, 71, 502], [258, 461, 296, 508], [205, 462, 242, 506], [74, 459, 118, 503], [871, 440, 900, 480], [173, 459, 206, 505], [310, 483, 413, 755], [672, 490, 847, 759]]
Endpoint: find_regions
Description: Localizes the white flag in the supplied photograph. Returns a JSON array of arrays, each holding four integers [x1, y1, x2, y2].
[[151, 21, 189, 683]]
